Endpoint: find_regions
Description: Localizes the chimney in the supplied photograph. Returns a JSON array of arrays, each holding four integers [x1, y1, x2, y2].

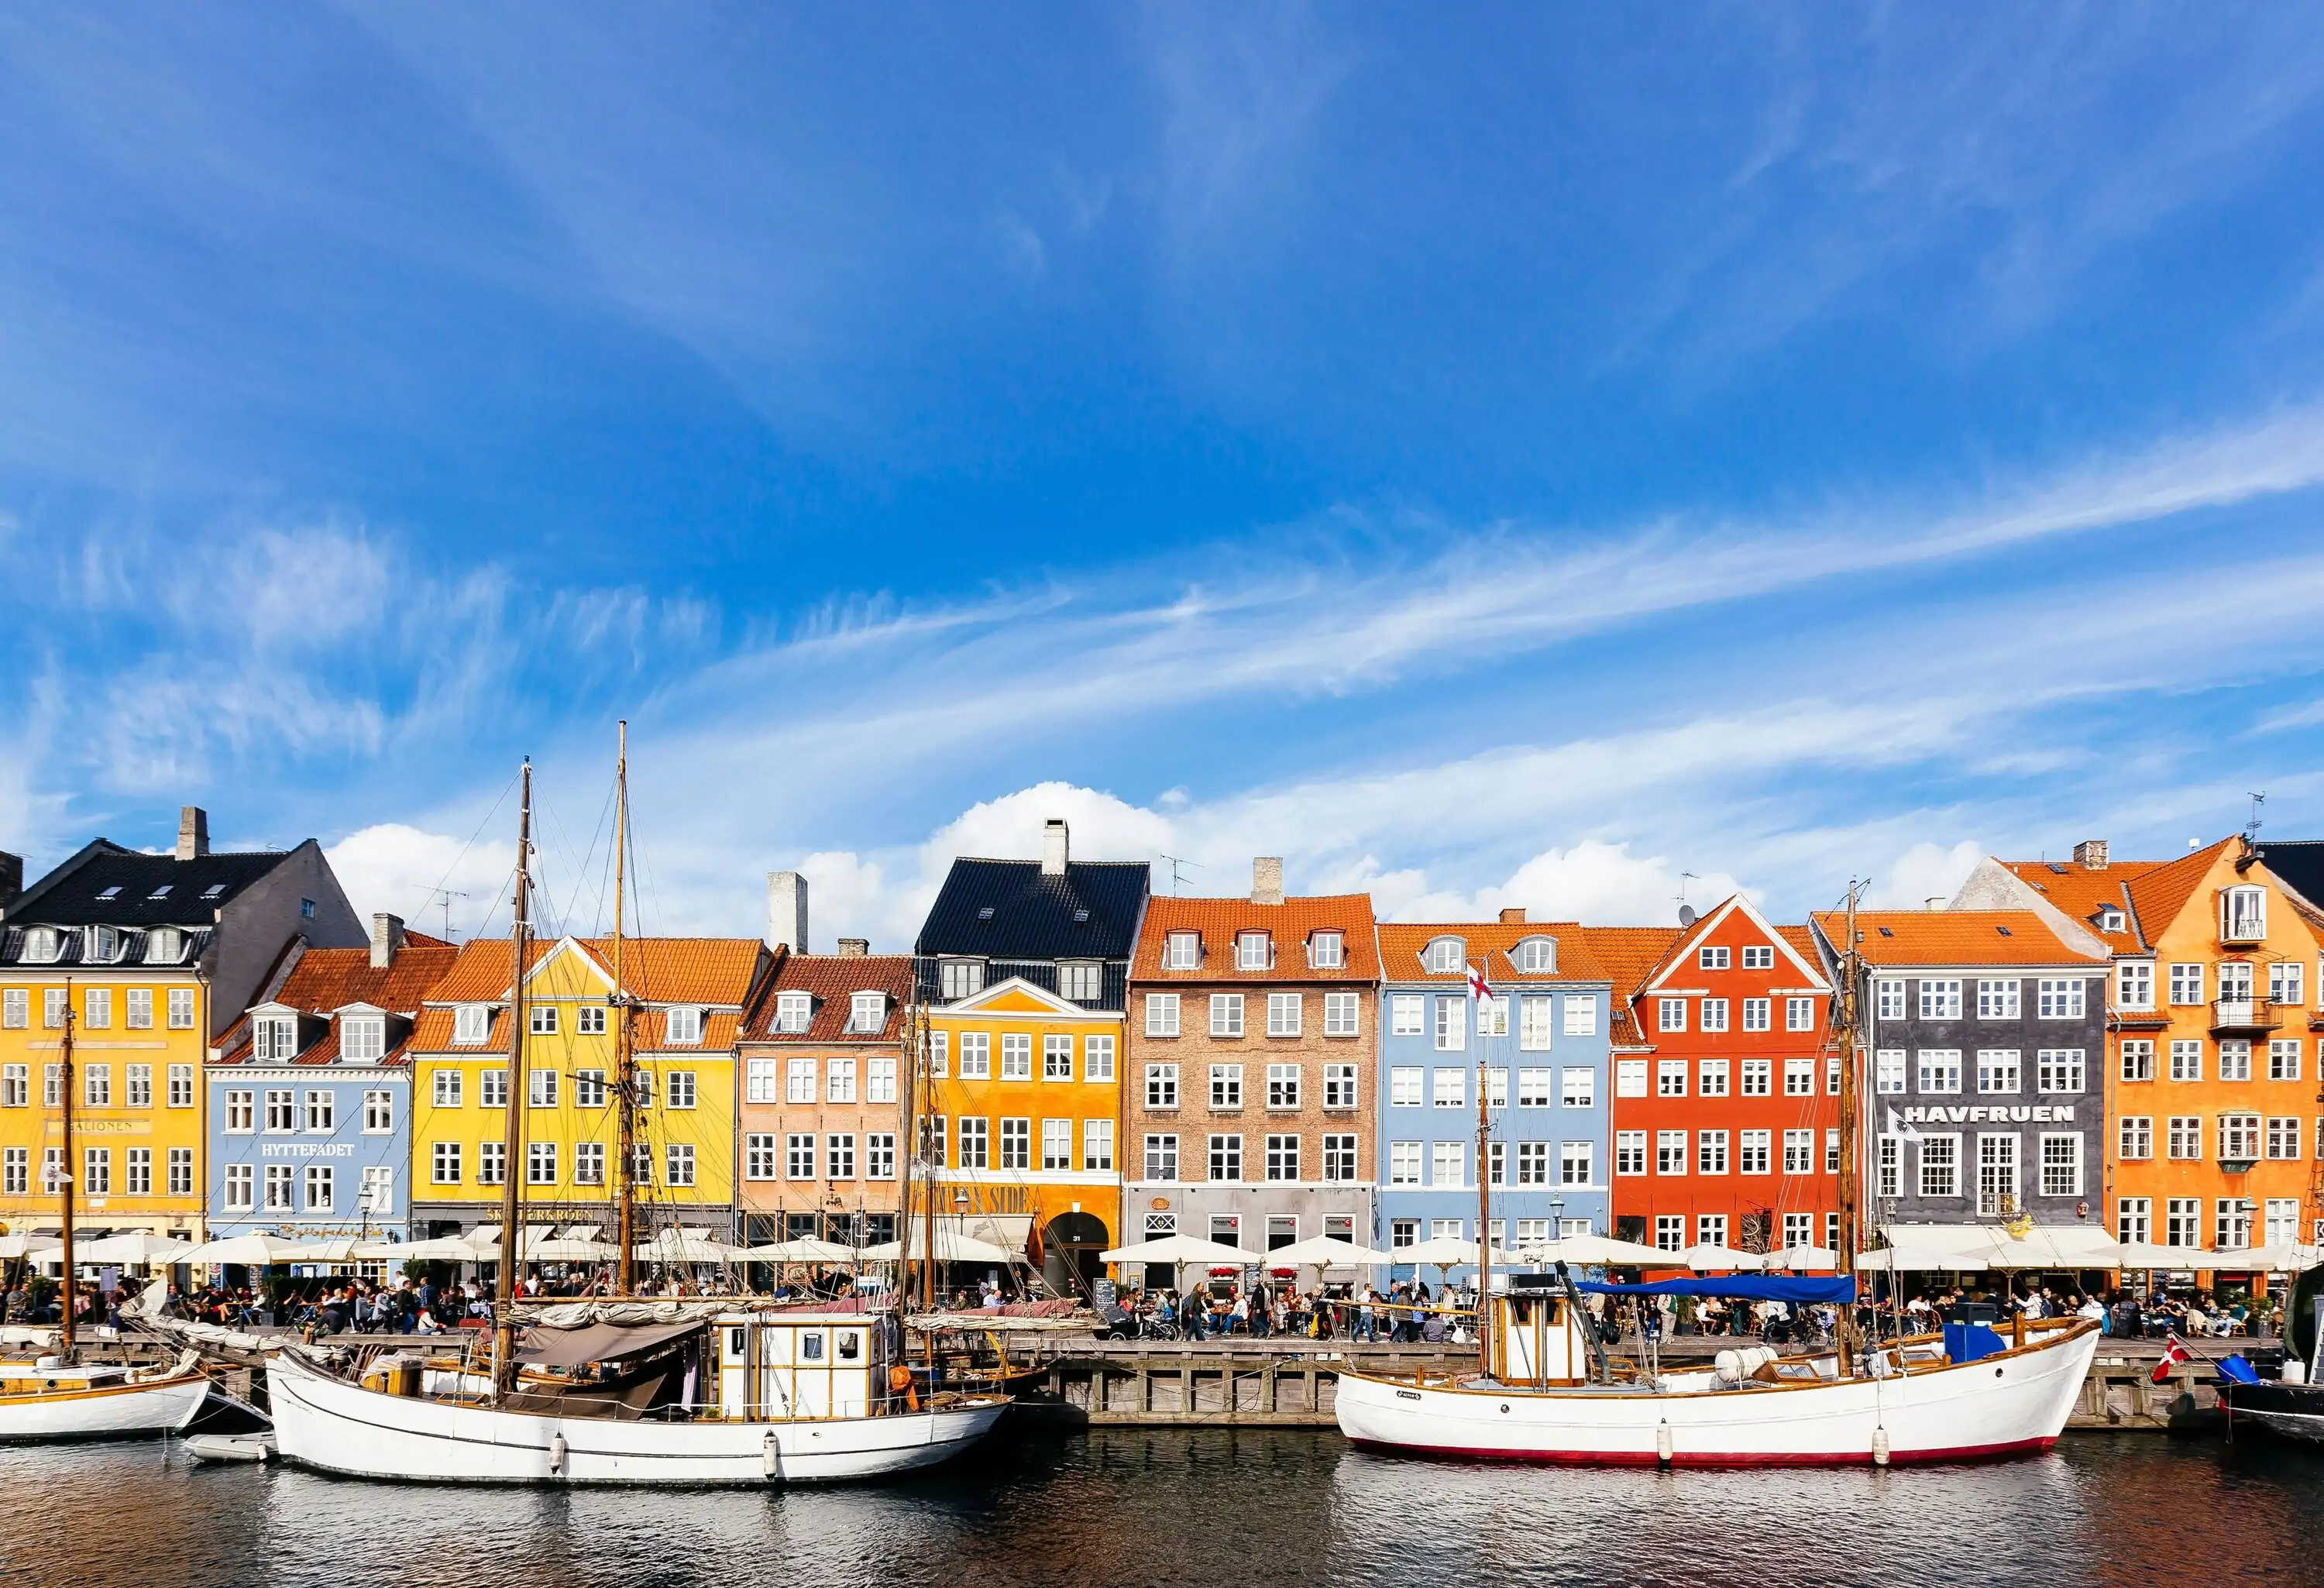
[[1041, 819, 1070, 877], [370, 913, 405, 970], [1926, 896, 1946, 911], [1499, 906, 1527, 925], [837, 937, 869, 957], [177, 806, 210, 861], [0, 851, 20, 913], [766, 871, 809, 953], [1252, 857, 1284, 906], [2074, 839, 2108, 870]]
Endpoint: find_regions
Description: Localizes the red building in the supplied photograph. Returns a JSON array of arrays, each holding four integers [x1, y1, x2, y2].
[[1598, 897, 1837, 1260]]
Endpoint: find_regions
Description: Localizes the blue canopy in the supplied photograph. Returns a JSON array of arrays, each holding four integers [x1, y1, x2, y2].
[[1577, 1275, 1857, 1304]]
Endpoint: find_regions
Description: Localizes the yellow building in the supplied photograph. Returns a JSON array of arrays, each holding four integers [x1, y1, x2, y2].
[[0, 808, 365, 1243], [407, 935, 770, 1239]]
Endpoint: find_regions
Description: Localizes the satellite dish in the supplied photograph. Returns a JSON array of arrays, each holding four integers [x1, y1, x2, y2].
[[1677, 905, 1697, 927]]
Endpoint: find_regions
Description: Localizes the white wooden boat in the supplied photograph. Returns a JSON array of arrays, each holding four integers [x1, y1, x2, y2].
[[1336, 1288, 2100, 1467], [0, 1350, 212, 1442], [268, 1310, 1009, 1485]]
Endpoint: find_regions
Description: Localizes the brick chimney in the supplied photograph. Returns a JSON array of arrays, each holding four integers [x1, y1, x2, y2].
[[1499, 906, 1527, 925], [766, 871, 809, 953], [370, 912, 405, 970], [2074, 839, 2108, 870], [1041, 819, 1070, 877], [177, 806, 209, 861], [1252, 857, 1284, 906], [0, 851, 20, 913], [837, 937, 869, 957]]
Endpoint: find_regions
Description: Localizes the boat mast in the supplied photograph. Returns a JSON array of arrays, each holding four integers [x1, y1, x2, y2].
[[493, 759, 534, 1402], [56, 980, 75, 1359], [610, 722, 637, 1295], [1474, 1005, 1492, 1379], [1833, 880, 1863, 1377], [896, 986, 921, 1311]]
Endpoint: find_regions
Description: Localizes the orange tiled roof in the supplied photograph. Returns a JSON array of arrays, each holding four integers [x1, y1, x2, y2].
[[1576, 925, 1686, 1045], [424, 935, 767, 1006], [407, 1006, 745, 1055], [2119, 838, 2237, 945], [1131, 894, 1380, 981], [748, 953, 915, 1042], [215, 940, 458, 1067], [1376, 921, 1610, 983], [1809, 909, 2107, 968], [1999, 856, 2173, 952]]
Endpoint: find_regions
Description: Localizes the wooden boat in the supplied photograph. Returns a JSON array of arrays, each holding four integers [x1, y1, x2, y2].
[[0, 1349, 212, 1442]]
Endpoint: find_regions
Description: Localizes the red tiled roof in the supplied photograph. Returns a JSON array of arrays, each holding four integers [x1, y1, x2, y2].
[[1375, 921, 1610, 983], [407, 1006, 746, 1055], [2120, 839, 2237, 945], [1998, 856, 2173, 952], [424, 936, 767, 1005], [1130, 894, 1380, 981], [1809, 909, 2107, 968], [215, 941, 458, 1067], [1577, 926, 1687, 1047], [747, 953, 915, 1042]]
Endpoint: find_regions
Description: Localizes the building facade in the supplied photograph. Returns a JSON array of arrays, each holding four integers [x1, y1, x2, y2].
[[407, 935, 769, 1241], [1811, 908, 2109, 1232], [1375, 914, 1614, 1278], [1605, 898, 1836, 1257], [208, 915, 455, 1245], [0, 808, 363, 1243], [914, 820, 1147, 1294], [737, 944, 911, 1248], [1964, 837, 2324, 1255], [1121, 863, 1378, 1276]]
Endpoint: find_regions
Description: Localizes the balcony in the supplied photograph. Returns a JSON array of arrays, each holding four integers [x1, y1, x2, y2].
[[2211, 998, 2281, 1034]]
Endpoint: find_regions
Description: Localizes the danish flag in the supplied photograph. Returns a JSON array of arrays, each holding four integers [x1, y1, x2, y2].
[[2150, 1332, 2192, 1383], [1466, 962, 1495, 1002]]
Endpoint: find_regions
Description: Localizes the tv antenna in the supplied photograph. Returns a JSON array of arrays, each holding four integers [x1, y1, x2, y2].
[[411, 882, 471, 942], [1158, 855, 1202, 896], [2247, 791, 2267, 844], [1675, 871, 1700, 928]]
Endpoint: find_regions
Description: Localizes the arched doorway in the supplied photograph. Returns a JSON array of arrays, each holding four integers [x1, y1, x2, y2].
[[1040, 1212, 1110, 1299]]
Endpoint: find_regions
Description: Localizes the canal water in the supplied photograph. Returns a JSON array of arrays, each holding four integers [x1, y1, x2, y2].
[[4, 1429, 2319, 1586]]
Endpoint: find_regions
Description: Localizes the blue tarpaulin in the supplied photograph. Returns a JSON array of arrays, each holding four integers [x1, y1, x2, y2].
[[1576, 1275, 1858, 1304]]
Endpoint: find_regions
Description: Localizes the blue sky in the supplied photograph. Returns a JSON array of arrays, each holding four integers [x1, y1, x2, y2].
[[7, 5, 2324, 948]]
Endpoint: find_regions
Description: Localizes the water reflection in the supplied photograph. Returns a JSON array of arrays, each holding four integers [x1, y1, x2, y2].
[[2, 1430, 2319, 1587]]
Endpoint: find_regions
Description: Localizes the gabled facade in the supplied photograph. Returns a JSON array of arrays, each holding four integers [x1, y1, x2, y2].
[[736, 946, 912, 1248], [1811, 908, 2109, 1232], [913, 821, 1147, 1294], [1603, 899, 1835, 1258], [1375, 913, 1614, 1277], [208, 915, 455, 1244], [406, 934, 770, 1240], [1122, 862, 1379, 1273], [1961, 836, 2324, 1254], [0, 806, 363, 1242]]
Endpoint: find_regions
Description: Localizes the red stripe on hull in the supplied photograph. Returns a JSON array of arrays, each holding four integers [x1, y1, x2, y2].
[[1344, 1435, 2056, 1469]]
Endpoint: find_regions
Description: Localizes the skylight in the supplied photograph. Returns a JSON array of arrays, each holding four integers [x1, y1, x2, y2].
[[1072, 909, 1090, 923], [202, 883, 227, 899], [977, 906, 995, 919], [148, 884, 172, 899], [98, 885, 122, 899]]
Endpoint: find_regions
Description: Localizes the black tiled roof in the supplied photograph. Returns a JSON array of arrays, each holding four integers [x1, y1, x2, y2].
[[5, 842, 287, 927], [2263, 841, 2324, 913], [915, 858, 1149, 961]]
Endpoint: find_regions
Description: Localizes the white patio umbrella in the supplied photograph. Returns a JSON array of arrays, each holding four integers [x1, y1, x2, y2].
[[0, 1234, 60, 1260], [743, 1237, 857, 1264], [1521, 1233, 1673, 1267], [1854, 1246, 1989, 1273], [2110, 1242, 2241, 1271], [1677, 1243, 1766, 1273], [352, 1235, 492, 1263], [1266, 1235, 1397, 1269], [2229, 1242, 2324, 1271], [1399, 1235, 1521, 1269], [74, 1232, 194, 1266], [631, 1229, 749, 1263], [177, 1232, 339, 1267], [1097, 1233, 1255, 1269], [862, 1229, 1019, 1265], [1762, 1244, 1840, 1272]]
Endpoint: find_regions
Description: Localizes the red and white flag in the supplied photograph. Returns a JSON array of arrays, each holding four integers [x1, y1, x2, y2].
[[1466, 961, 1495, 1002], [2150, 1332, 2192, 1383]]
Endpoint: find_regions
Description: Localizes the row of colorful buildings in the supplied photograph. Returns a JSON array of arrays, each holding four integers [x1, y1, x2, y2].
[[2, 809, 2321, 1287]]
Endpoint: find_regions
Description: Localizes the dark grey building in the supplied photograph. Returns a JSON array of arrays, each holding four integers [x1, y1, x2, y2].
[[1812, 909, 2110, 1230]]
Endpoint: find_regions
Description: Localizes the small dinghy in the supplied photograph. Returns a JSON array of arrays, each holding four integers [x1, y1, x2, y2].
[[186, 1431, 277, 1464]]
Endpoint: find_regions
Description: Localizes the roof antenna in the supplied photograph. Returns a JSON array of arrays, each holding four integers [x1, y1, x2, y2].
[[1158, 854, 1202, 897], [409, 882, 471, 942], [1675, 871, 1700, 929], [2247, 791, 2267, 845]]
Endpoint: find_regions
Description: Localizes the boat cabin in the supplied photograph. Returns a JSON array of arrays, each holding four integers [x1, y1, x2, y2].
[[1490, 1282, 1592, 1387], [714, 1313, 891, 1420]]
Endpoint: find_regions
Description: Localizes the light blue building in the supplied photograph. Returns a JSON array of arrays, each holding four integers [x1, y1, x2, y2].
[[207, 917, 453, 1253], [1374, 918, 1612, 1281]]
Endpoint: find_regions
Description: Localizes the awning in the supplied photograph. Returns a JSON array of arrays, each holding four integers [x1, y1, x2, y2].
[[1580, 1275, 1858, 1304], [517, 1318, 703, 1368]]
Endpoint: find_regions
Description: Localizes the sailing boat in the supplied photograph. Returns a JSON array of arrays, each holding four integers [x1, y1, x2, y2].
[[1335, 888, 2101, 1466], [266, 740, 1009, 1483], [0, 980, 211, 1442]]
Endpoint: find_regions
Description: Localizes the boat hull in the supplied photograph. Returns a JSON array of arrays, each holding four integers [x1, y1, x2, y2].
[[1336, 1324, 2101, 1467], [269, 1353, 1009, 1485], [2219, 1380, 2324, 1445], [0, 1373, 211, 1443]]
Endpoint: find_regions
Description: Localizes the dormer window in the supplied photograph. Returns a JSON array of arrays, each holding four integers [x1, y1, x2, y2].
[[143, 927, 184, 964], [848, 991, 888, 1033], [1424, 937, 1466, 974], [252, 1013, 301, 1061], [84, 925, 118, 964], [342, 1015, 387, 1062], [1309, 931, 1344, 970], [2099, 908, 2126, 933], [452, 1005, 492, 1046], [1164, 933, 1201, 971], [774, 992, 813, 1033], [664, 1006, 704, 1046], [1514, 937, 1556, 974], [22, 927, 63, 964], [2223, 886, 2266, 943], [1236, 933, 1271, 971], [939, 959, 985, 1002], [1058, 961, 1103, 1001]]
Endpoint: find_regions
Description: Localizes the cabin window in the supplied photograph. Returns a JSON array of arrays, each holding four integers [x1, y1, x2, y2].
[[837, 1330, 861, 1360], [727, 1328, 748, 1361], [801, 1332, 825, 1362]]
